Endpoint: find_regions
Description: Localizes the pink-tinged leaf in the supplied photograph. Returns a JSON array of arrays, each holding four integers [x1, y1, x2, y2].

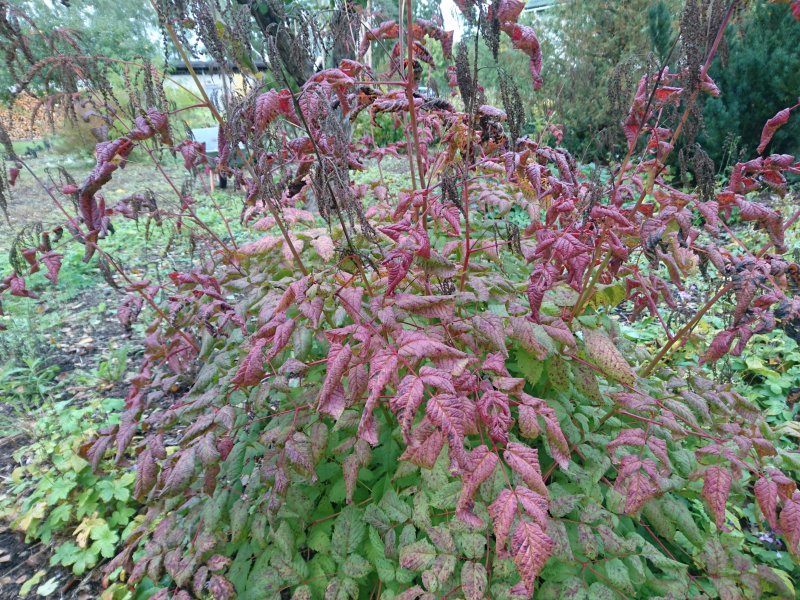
[[239, 235, 282, 255], [428, 198, 461, 235], [391, 373, 426, 439], [542, 414, 570, 469], [384, 248, 413, 295], [518, 403, 542, 439], [400, 419, 445, 468], [319, 343, 353, 419], [612, 391, 657, 411], [4, 273, 38, 299], [477, 389, 512, 445], [396, 330, 467, 361], [456, 445, 500, 528], [509, 317, 549, 360], [275, 277, 310, 314], [232, 338, 267, 387], [482, 352, 509, 376], [343, 440, 371, 503], [702, 465, 732, 530], [359, 351, 398, 445], [395, 294, 455, 319], [515, 487, 549, 525], [754, 477, 779, 530], [541, 319, 577, 348], [337, 286, 365, 324], [426, 394, 469, 467], [285, 432, 317, 481], [418, 366, 456, 393], [473, 313, 509, 357], [504, 443, 548, 497], [647, 437, 671, 473], [40, 252, 63, 285], [208, 575, 235, 600], [264, 318, 295, 362], [399, 539, 437, 571], [608, 428, 647, 454], [461, 561, 488, 600], [511, 520, 553, 594], [161, 448, 196, 496], [134, 448, 157, 500], [766, 469, 797, 500], [489, 488, 518, 556], [311, 235, 335, 261], [780, 494, 800, 554], [621, 471, 659, 514], [757, 107, 792, 154]]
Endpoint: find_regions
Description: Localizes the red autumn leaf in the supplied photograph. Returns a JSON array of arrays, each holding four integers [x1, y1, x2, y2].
[[396, 330, 467, 361], [232, 338, 268, 387], [780, 493, 800, 554], [503, 443, 548, 497], [40, 251, 63, 285], [395, 294, 455, 319], [359, 350, 398, 445], [456, 445, 500, 528], [477, 389, 512, 445], [755, 476, 779, 530], [391, 373, 426, 439], [700, 329, 737, 365], [426, 393, 469, 467], [757, 107, 792, 154], [319, 343, 353, 419], [511, 520, 553, 594], [702, 465, 732, 530], [254, 89, 298, 133], [400, 419, 445, 469]]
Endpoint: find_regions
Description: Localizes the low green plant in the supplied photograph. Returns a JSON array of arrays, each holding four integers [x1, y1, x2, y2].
[[0, 395, 140, 577]]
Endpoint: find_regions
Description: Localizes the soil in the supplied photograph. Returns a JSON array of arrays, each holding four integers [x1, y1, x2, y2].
[[0, 146, 227, 598], [0, 286, 134, 600], [1, 153, 190, 254]]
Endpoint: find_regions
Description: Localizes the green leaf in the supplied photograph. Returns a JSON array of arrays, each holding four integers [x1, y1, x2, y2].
[[375, 558, 395, 582], [516, 350, 544, 386], [36, 577, 60, 597], [331, 506, 366, 564], [19, 570, 46, 597], [308, 526, 332, 554], [46, 477, 76, 505], [605, 558, 634, 595], [89, 523, 119, 559], [380, 488, 412, 523], [457, 532, 486, 560]]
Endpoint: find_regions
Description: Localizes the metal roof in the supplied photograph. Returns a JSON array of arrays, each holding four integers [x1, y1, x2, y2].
[[525, 0, 556, 10]]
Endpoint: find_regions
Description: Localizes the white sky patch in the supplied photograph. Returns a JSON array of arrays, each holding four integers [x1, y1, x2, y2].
[[439, 0, 465, 42]]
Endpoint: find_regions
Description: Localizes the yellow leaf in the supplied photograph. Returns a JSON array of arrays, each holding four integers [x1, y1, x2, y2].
[[17, 502, 46, 532]]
